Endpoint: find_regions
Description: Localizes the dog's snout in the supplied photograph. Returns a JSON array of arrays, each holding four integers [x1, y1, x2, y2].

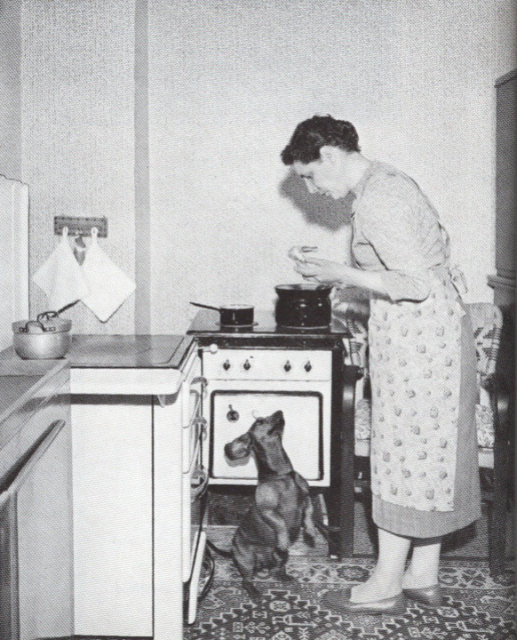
[[225, 433, 251, 461]]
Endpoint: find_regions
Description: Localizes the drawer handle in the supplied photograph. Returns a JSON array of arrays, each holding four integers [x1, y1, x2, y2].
[[192, 376, 208, 388], [191, 467, 209, 502]]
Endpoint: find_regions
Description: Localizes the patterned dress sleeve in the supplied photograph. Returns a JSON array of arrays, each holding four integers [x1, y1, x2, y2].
[[358, 175, 432, 302]]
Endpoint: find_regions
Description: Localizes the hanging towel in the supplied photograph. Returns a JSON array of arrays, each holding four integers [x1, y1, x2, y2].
[[81, 227, 136, 322], [33, 227, 90, 311]]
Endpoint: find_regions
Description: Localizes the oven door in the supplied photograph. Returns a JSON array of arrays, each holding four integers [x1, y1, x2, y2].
[[209, 390, 324, 481]]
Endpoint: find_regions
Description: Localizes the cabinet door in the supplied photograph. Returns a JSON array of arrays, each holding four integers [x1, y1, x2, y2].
[[13, 419, 73, 640], [71, 398, 153, 637], [0, 491, 15, 640]]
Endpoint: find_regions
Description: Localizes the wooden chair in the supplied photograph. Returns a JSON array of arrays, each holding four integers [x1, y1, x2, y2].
[[346, 302, 512, 577]]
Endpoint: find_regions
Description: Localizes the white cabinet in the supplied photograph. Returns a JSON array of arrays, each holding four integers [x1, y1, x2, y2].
[[69, 337, 200, 639], [0, 360, 72, 640], [71, 398, 153, 637]]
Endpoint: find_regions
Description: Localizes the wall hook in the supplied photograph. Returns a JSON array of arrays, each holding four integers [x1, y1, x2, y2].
[[73, 233, 87, 265]]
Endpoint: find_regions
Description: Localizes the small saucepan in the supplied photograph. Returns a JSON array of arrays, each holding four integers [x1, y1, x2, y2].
[[12, 310, 72, 359], [190, 302, 255, 327]]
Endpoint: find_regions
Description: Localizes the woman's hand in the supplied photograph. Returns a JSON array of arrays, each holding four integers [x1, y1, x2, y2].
[[293, 257, 347, 285], [293, 257, 389, 297]]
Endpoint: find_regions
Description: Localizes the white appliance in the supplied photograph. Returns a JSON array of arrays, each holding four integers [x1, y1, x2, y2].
[[0, 175, 29, 350]]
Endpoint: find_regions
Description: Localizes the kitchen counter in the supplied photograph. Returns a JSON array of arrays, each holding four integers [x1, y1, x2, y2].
[[69, 334, 195, 395], [0, 358, 67, 416], [1, 334, 196, 396], [0, 358, 69, 482]]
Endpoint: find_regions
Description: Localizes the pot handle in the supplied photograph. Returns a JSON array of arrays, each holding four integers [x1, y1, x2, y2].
[[19, 320, 50, 333], [37, 310, 60, 323], [189, 302, 221, 312]]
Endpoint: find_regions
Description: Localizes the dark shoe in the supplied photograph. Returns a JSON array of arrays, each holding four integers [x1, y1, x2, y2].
[[321, 588, 407, 616], [403, 584, 443, 607]]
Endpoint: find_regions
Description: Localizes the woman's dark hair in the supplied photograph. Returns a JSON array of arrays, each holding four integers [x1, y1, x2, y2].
[[281, 115, 360, 165]]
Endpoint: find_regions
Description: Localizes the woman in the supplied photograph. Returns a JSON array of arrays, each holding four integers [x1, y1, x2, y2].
[[281, 115, 480, 615]]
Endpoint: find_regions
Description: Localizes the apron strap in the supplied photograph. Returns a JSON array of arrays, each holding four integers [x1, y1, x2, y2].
[[438, 221, 468, 296]]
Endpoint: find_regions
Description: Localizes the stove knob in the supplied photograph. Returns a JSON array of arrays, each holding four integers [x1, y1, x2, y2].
[[284, 360, 292, 372], [304, 361, 312, 372], [243, 359, 251, 371], [223, 360, 231, 371]]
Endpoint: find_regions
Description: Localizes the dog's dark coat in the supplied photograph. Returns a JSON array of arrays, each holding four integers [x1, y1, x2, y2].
[[222, 410, 316, 599]]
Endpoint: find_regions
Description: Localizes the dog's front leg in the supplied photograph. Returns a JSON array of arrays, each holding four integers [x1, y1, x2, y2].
[[256, 485, 290, 553], [302, 495, 316, 547]]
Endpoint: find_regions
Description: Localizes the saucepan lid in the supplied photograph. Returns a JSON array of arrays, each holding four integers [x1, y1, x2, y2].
[[275, 283, 332, 293], [12, 311, 72, 334]]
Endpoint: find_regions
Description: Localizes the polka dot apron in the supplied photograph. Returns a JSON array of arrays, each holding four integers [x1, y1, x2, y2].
[[368, 265, 466, 512]]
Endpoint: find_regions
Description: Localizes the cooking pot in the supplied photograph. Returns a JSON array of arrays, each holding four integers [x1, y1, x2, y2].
[[12, 311, 72, 359], [190, 302, 255, 327], [275, 283, 332, 329]]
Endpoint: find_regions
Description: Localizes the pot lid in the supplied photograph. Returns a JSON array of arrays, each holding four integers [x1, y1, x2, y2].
[[12, 311, 72, 334], [275, 283, 332, 292]]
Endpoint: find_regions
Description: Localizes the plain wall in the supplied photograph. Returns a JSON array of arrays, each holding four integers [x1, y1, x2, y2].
[[149, 0, 517, 333], [5, 1, 516, 333], [21, 0, 137, 332]]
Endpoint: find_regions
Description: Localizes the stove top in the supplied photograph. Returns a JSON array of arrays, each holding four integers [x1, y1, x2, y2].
[[187, 309, 351, 338]]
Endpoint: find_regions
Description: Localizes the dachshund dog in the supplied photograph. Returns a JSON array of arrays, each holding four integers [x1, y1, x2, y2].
[[219, 410, 316, 599]]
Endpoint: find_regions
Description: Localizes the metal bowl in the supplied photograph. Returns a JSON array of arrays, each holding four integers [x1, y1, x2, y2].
[[13, 331, 72, 359], [12, 311, 72, 359]]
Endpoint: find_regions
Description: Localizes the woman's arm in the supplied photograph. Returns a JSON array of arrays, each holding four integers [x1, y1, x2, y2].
[[294, 259, 389, 296]]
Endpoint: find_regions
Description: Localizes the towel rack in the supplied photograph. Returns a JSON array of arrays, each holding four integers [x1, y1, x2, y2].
[[54, 216, 108, 238]]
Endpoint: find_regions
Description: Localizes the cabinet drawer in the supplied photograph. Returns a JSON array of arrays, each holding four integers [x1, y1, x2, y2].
[[0, 384, 69, 484]]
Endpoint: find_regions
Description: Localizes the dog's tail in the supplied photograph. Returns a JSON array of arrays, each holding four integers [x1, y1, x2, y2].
[[206, 538, 233, 558]]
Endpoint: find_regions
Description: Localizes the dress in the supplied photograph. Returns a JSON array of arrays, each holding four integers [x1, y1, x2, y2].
[[349, 161, 481, 538]]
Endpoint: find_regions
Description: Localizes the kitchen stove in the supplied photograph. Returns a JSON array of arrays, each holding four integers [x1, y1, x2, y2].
[[188, 309, 359, 558]]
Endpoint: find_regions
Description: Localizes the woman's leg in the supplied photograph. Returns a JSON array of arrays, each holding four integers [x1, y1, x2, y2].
[[402, 537, 442, 589], [351, 527, 411, 602]]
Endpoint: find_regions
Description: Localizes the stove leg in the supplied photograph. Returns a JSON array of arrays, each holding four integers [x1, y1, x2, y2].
[[325, 364, 358, 558]]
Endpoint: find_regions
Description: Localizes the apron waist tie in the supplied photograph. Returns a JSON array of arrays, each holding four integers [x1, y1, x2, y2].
[[431, 264, 468, 297]]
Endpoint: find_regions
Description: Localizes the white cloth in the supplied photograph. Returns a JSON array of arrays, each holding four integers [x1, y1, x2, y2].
[[33, 227, 90, 311], [81, 228, 135, 322]]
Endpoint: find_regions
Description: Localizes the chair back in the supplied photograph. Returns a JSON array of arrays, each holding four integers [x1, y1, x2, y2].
[[466, 302, 503, 384]]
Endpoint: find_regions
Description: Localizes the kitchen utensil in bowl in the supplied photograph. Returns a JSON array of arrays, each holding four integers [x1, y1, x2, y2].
[[189, 302, 255, 327], [12, 311, 72, 359], [274, 283, 332, 328]]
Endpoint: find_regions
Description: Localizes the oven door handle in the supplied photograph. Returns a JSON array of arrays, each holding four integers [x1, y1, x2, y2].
[[191, 467, 209, 503]]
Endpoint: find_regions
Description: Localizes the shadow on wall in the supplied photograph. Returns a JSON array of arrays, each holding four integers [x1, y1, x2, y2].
[[278, 171, 354, 232]]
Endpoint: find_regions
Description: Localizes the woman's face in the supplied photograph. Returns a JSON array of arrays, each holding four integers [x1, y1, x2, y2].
[[293, 147, 349, 199]]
